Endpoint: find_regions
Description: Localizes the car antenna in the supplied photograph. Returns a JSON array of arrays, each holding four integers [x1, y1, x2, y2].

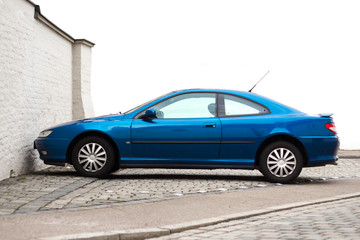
[[248, 70, 270, 92]]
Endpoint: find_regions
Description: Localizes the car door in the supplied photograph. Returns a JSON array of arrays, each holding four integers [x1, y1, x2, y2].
[[130, 92, 221, 165], [218, 94, 270, 166]]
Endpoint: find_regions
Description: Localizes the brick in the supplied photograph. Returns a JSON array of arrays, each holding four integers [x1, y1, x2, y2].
[[0, 0, 94, 181]]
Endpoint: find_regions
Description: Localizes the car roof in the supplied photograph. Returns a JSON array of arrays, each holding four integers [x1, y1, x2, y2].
[[123, 88, 302, 118], [171, 89, 302, 115]]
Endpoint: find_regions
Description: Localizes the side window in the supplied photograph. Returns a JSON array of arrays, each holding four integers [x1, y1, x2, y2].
[[152, 93, 217, 119], [223, 94, 269, 116]]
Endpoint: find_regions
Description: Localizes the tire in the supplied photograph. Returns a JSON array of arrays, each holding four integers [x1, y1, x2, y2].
[[71, 136, 115, 178], [259, 141, 303, 183]]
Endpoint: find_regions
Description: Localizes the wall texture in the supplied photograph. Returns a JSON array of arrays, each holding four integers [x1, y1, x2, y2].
[[0, 0, 94, 180]]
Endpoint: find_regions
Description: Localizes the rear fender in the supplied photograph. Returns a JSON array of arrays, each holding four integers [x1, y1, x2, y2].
[[255, 132, 309, 167], [269, 127, 292, 136]]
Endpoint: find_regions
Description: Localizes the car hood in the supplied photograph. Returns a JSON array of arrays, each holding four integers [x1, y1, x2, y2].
[[46, 114, 124, 130], [81, 113, 124, 122]]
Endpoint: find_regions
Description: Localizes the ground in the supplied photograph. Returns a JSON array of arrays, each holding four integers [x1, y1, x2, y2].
[[0, 152, 359, 239], [151, 197, 360, 240]]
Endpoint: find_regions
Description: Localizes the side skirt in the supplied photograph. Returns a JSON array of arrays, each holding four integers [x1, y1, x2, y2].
[[118, 163, 255, 170]]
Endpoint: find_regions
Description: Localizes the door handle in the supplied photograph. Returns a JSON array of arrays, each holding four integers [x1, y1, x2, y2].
[[204, 123, 216, 128]]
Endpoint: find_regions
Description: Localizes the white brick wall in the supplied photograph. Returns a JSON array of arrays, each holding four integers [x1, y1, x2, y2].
[[0, 0, 94, 180], [73, 40, 95, 120]]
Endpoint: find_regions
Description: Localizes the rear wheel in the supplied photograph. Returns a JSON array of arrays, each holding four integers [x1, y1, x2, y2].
[[71, 136, 115, 178], [259, 141, 303, 183]]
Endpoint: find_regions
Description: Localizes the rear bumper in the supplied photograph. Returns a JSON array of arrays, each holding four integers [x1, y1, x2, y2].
[[306, 156, 338, 167], [299, 135, 339, 167]]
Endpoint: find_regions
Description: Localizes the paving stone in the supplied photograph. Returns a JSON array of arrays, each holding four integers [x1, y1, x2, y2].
[[0, 158, 359, 217], [150, 196, 360, 240]]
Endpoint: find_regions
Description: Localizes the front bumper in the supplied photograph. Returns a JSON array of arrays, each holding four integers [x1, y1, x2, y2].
[[34, 137, 70, 166]]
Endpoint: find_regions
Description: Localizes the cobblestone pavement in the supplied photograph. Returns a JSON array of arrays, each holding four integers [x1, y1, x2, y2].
[[151, 196, 360, 240], [0, 158, 360, 216]]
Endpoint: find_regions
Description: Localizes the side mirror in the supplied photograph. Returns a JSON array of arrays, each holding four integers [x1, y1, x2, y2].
[[142, 108, 156, 119]]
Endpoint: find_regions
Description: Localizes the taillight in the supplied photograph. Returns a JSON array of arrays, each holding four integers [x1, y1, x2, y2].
[[325, 123, 337, 134]]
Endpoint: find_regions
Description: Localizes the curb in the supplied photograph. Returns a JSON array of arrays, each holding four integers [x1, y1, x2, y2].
[[39, 228, 170, 240], [39, 191, 360, 240], [339, 154, 360, 159], [338, 150, 360, 159]]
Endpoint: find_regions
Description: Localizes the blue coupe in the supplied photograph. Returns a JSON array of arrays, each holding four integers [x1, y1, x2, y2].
[[34, 89, 339, 183]]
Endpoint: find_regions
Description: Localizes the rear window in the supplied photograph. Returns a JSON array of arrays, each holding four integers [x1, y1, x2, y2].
[[222, 94, 269, 116]]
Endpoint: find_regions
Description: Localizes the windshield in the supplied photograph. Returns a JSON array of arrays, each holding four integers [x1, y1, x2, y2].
[[123, 91, 173, 114]]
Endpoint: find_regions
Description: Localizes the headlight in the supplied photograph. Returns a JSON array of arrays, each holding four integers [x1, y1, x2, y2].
[[38, 130, 53, 138]]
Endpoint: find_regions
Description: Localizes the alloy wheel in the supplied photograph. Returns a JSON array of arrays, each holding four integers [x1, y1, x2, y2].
[[266, 147, 296, 178], [78, 143, 107, 172]]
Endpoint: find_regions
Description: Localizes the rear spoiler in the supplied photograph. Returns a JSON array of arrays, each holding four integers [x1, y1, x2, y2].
[[319, 113, 333, 118]]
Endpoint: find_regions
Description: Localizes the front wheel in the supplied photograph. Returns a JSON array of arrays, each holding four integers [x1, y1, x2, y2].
[[259, 141, 303, 183], [71, 136, 115, 178]]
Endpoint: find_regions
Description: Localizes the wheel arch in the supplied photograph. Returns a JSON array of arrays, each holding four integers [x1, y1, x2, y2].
[[66, 131, 121, 171], [255, 134, 309, 167]]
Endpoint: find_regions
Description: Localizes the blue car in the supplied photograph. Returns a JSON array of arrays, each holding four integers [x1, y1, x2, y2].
[[34, 89, 339, 183]]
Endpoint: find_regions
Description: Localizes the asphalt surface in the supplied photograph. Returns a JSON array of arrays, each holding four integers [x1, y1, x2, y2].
[[0, 151, 359, 239]]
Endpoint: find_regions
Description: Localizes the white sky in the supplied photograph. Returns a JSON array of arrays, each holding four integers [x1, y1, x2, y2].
[[34, 0, 360, 149]]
